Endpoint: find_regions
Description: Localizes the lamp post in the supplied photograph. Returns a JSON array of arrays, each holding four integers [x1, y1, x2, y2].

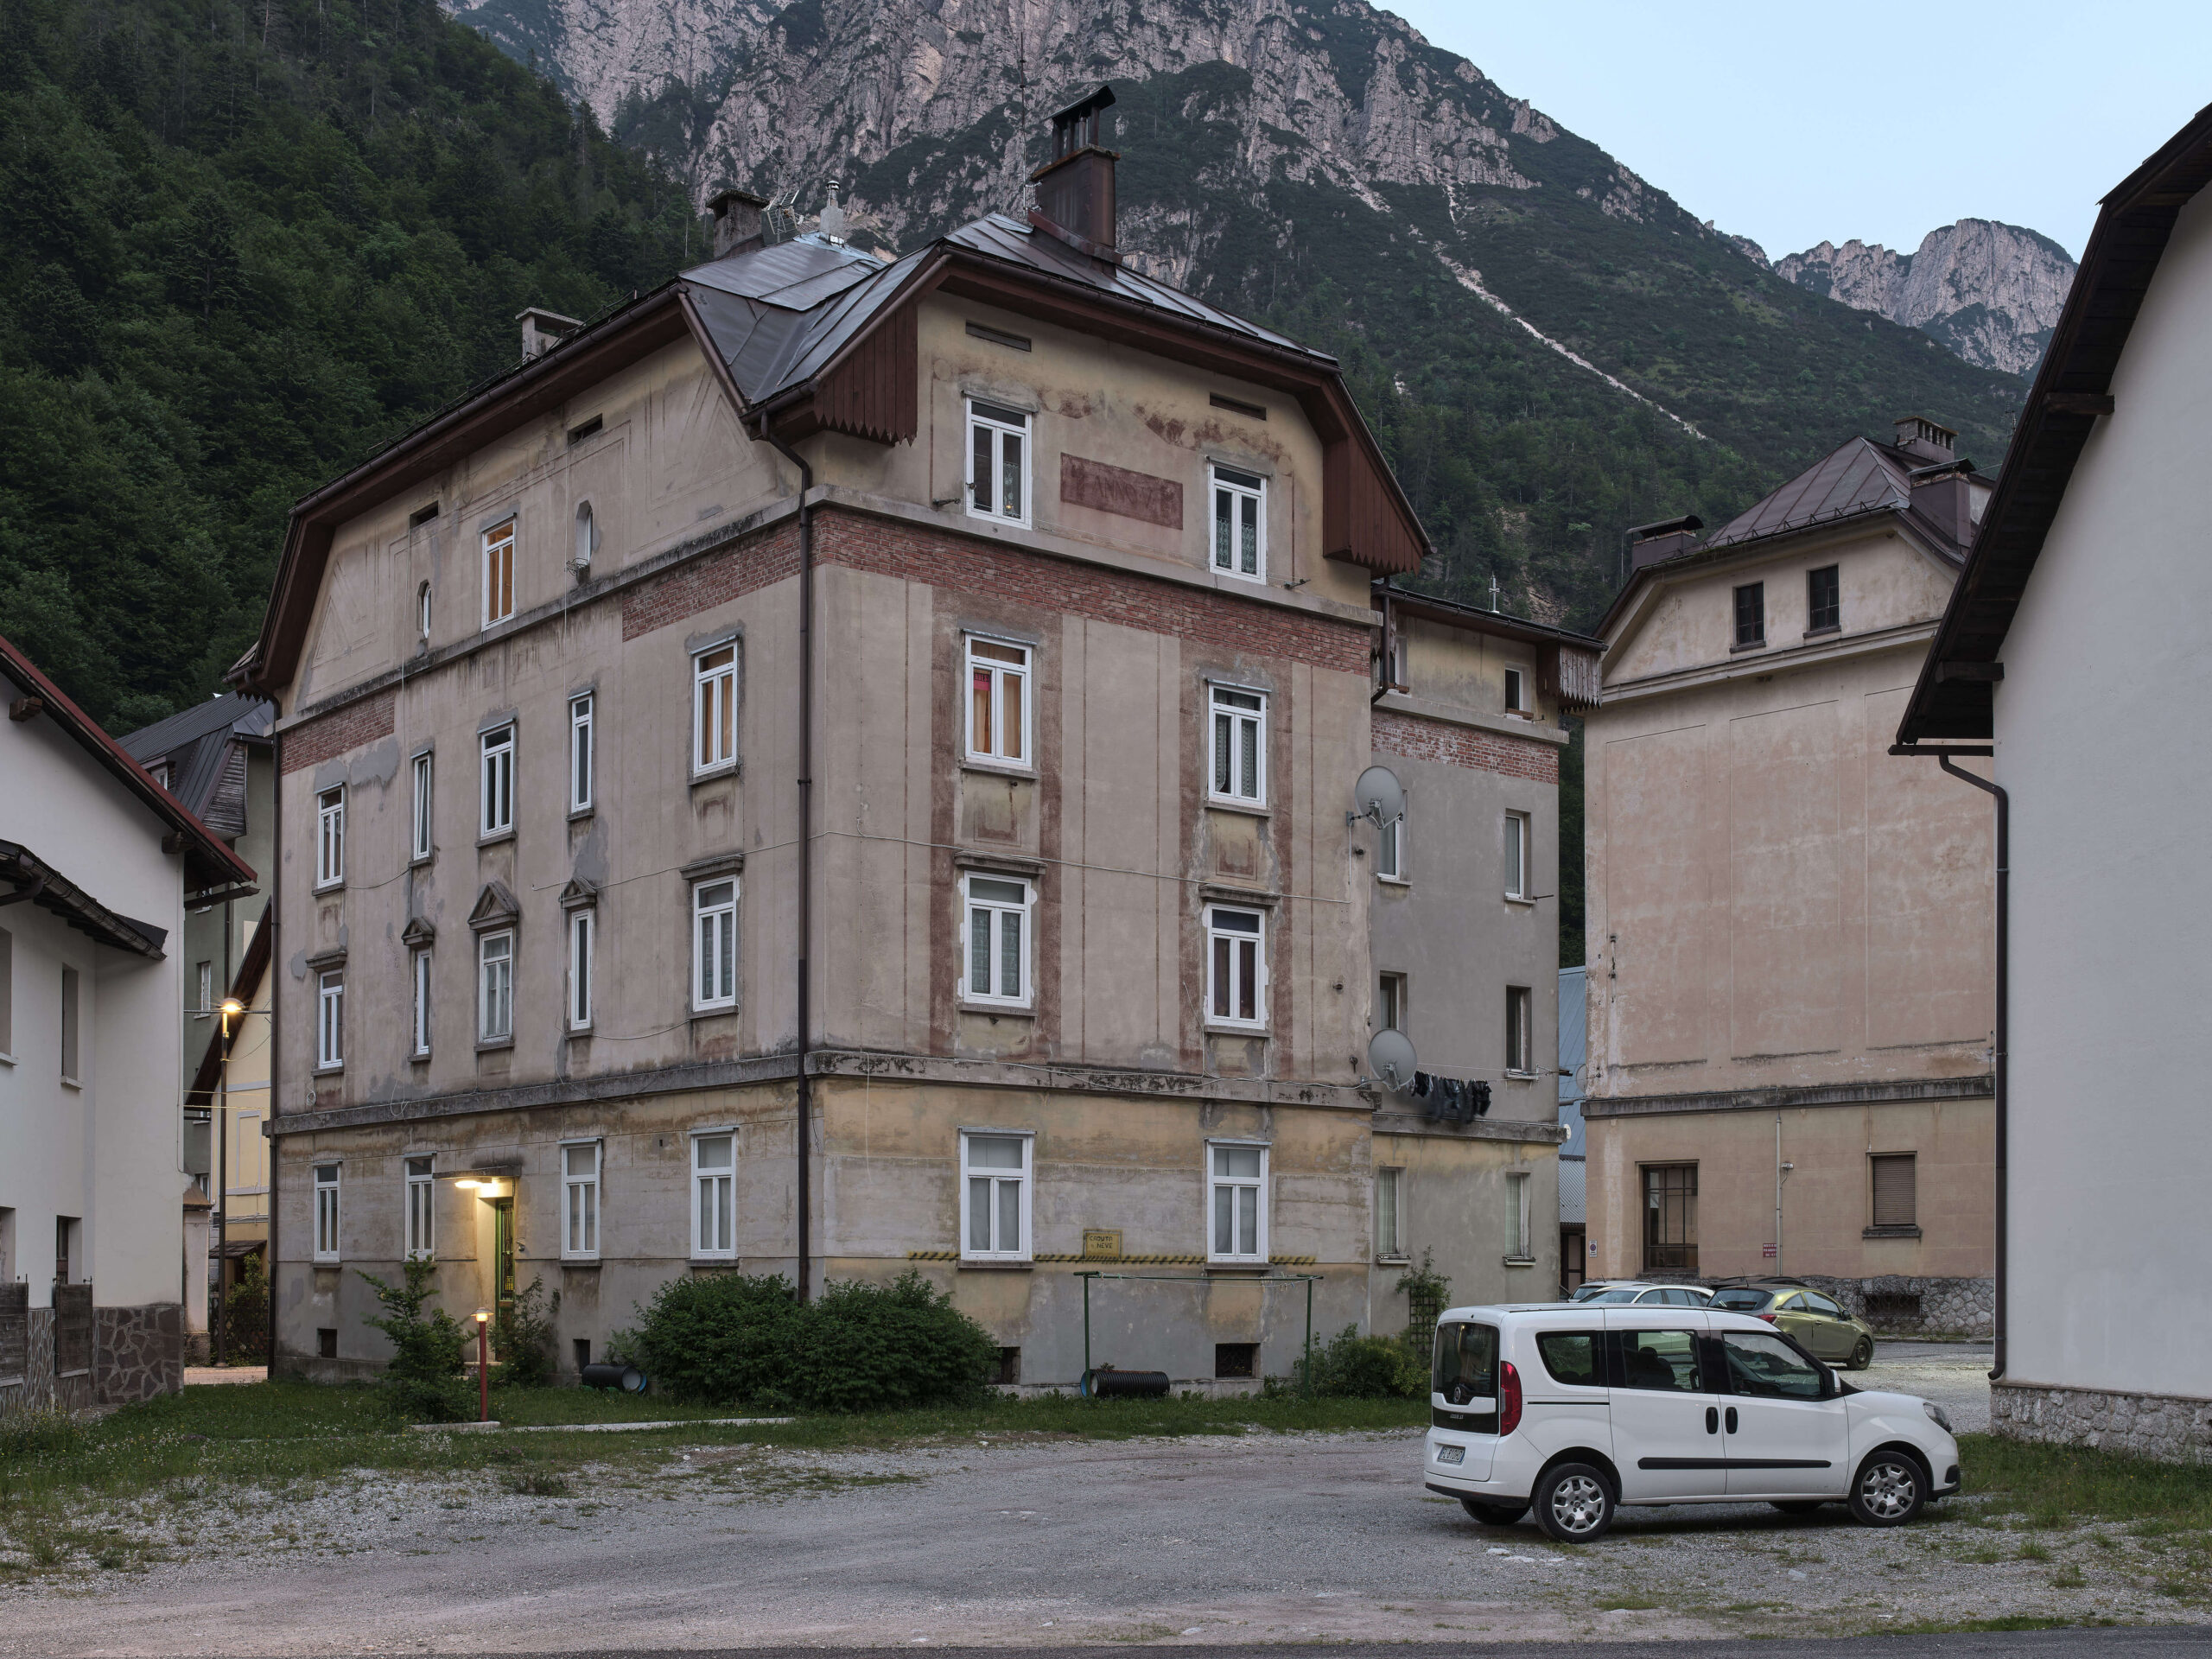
[[474, 1306, 492, 1422]]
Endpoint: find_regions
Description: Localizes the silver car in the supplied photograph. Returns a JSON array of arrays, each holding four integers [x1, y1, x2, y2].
[[1568, 1281, 1714, 1308]]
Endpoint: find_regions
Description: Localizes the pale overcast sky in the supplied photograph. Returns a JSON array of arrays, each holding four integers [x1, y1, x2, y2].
[[1384, 2, 2212, 261]]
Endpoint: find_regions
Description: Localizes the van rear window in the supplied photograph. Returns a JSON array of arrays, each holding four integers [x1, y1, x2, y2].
[[1712, 1288, 1773, 1312], [1535, 1332, 1601, 1387], [1432, 1321, 1497, 1405]]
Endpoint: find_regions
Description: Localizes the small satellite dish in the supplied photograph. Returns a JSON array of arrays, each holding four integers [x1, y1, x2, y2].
[[1353, 765, 1405, 829], [1366, 1027, 1418, 1092]]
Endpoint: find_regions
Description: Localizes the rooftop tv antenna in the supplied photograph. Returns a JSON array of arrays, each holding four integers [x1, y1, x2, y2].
[[760, 187, 802, 246]]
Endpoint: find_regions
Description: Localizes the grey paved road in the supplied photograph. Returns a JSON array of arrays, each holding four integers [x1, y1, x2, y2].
[[559, 1639, 2212, 1659]]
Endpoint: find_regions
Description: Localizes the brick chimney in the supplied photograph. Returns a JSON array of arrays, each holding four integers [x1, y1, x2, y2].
[[1029, 84, 1119, 263], [1625, 514, 1704, 572], [707, 187, 769, 258], [518, 307, 581, 365], [1891, 414, 1957, 464]]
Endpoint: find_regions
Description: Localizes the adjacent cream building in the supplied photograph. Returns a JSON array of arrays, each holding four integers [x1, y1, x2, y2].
[[233, 98, 1593, 1386], [1581, 419, 1997, 1335]]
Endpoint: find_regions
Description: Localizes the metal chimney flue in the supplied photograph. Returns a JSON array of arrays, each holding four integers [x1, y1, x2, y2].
[[1029, 84, 1120, 264]]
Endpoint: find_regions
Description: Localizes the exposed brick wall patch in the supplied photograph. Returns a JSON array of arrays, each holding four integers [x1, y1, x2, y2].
[[1373, 709, 1559, 784], [622, 525, 801, 640], [283, 688, 397, 774]]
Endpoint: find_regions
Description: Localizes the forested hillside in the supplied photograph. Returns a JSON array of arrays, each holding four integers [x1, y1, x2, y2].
[[0, 0, 701, 728]]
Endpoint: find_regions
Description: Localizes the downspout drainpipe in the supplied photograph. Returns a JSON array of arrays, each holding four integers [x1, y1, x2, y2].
[[1891, 743, 2005, 1381], [267, 706, 283, 1370], [757, 420, 815, 1305]]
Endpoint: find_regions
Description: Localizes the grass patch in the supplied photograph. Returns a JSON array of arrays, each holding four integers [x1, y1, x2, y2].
[[1961, 1431, 2212, 1529], [1885, 1615, 2113, 1635]]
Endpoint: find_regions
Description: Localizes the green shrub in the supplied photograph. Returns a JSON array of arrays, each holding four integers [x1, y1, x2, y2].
[[631, 1268, 997, 1412], [220, 1253, 270, 1363], [1292, 1324, 1426, 1399], [358, 1259, 473, 1422], [493, 1278, 560, 1389]]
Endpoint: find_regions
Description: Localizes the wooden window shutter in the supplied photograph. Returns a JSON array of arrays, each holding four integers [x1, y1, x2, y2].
[[1871, 1154, 1916, 1229]]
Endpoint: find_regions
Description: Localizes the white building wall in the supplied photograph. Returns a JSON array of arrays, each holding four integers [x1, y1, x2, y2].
[[1994, 186, 2212, 1402]]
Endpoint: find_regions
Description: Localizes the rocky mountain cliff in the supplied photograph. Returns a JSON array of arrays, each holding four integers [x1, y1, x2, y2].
[[1767, 219, 2075, 378]]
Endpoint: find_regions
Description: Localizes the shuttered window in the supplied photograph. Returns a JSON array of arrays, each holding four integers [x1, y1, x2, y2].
[[1872, 1153, 1917, 1228]]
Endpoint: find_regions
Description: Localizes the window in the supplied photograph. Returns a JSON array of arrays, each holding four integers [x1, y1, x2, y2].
[[961, 1131, 1032, 1261], [1507, 1170, 1532, 1261], [1215, 1342, 1257, 1379], [1208, 684, 1266, 805], [1377, 806, 1406, 882], [568, 908, 594, 1032], [416, 580, 432, 643], [1376, 1166, 1403, 1259], [1808, 564, 1840, 632], [1209, 464, 1265, 581], [312, 1165, 340, 1263], [569, 693, 594, 812], [693, 1133, 735, 1259], [965, 636, 1030, 766], [1376, 972, 1405, 1033], [693, 880, 737, 1011], [481, 518, 515, 627], [0, 926, 12, 1058], [478, 931, 513, 1042], [1871, 1152, 1917, 1229], [315, 786, 345, 887], [1642, 1163, 1698, 1274], [404, 1156, 434, 1259], [1722, 1329, 1824, 1400], [1505, 985, 1533, 1074], [410, 950, 432, 1058], [195, 960, 213, 1016], [962, 875, 1030, 1005], [965, 400, 1028, 523], [573, 502, 594, 574], [1733, 581, 1765, 648], [694, 645, 737, 774], [410, 751, 433, 861], [563, 1142, 600, 1260], [1205, 905, 1266, 1029], [316, 972, 343, 1071], [1433, 1320, 1498, 1406], [1208, 1142, 1268, 1263], [1503, 666, 1525, 712], [60, 966, 79, 1084], [480, 725, 514, 838], [1503, 810, 1529, 899], [1618, 1327, 1701, 1392]]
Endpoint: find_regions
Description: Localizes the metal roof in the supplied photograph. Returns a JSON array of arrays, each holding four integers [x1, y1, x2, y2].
[[120, 693, 272, 822], [1701, 437, 1924, 551]]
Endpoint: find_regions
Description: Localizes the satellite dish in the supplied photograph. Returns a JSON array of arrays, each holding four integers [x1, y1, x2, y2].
[[1366, 1027, 1418, 1092], [1354, 765, 1405, 829]]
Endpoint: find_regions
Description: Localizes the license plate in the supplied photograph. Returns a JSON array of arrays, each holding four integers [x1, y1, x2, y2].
[[1435, 1444, 1465, 1465]]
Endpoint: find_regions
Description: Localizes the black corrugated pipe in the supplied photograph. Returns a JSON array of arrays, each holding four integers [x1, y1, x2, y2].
[[1891, 743, 2006, 1381], [757, 419, 814, 1304]]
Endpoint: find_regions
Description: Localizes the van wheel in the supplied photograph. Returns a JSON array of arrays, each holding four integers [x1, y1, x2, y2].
[[1770, 1501, 1825, 1516], [1847, 1450, 1925, 1527], [1849, 1338, 1875, 1370], [1460, 1498, 1529, 1526], [1534, 1462, 1615, 1543]]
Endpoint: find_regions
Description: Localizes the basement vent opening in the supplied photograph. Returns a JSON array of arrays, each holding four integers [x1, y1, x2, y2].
[[965, 321, 1032, 353], [1215, 1342, 1257, 1379], [1862, 1291, 1923, 1325], [408, 502, 440, 529], [568, 415, 603, 445], [316, 1328, 338, 1359], [1210, 393, 1266, 420]]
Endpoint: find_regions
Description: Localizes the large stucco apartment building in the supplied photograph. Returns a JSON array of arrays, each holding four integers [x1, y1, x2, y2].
[[231, 92, 1599, 1386], [1580, 417, 1998, 1337]]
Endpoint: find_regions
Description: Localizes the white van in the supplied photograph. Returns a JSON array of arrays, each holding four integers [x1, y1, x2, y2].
[[1422, 1303, 1960, 1542]]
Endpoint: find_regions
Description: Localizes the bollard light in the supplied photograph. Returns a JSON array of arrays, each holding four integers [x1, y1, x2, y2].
[[474, 1307, 492, 1422]]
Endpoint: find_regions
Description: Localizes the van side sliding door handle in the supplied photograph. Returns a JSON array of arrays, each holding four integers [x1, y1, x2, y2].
[[1726, 1407, 1739, 1434], [1705, 1407, 1719, 1433]]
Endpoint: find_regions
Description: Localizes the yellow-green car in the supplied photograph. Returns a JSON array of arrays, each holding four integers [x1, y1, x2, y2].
[[1709, 1281, 1878, 1370]]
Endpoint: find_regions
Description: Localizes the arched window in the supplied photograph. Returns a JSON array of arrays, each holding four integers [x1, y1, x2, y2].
[[575, 501, 594, 575], [416, 580, 431, 642]]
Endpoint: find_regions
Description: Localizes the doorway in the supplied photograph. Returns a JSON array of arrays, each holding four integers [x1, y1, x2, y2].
[[490, 1198, 517, 1313]]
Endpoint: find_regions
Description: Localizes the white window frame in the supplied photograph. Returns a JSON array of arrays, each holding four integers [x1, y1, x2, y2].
[[315, 786, 345, 888], [693, 644, 737, 777], [1503, 810, 1530, 900], [1505, 984, 1534, 1077], [410, 751, 433, 862], [568, 908, 594, 1033], [195, 960, 213, 1016], [1503, 665, 1527, 713], [1377, 806, 1408, 885], [1376, 1166, 1404, 1261], [478, 931, 513, 1043], [410, 950, 432, 1058], [562, 1140, 601, 1262], [964, 399, 1030, 526], [961, 874, 1032, 1007], [404, 1155, 435, 1261], [315, 971, 343, 1071], [691, 1130, 736, 1260], [964, 634, 1032, 768], [959, 1129, 1033, 1263], [692, 880, 738, 1013], [1205, 905, 1268, 1031], [1208, 463, 1267, 582], [480, 725, 514, 839], [312, 1164, 341, 1263], [569, 692, 594, 813], [1206, 1140, 1269, 1265], [1208, 683, 1268, 807], [416, 580, 431, 643], [481, 518, 515, 629]]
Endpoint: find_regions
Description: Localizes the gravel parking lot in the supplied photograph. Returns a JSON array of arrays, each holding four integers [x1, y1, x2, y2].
[[3, 1344, 2202, 1654]]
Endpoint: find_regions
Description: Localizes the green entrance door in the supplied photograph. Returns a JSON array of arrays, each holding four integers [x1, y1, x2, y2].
[[491, 1198, 517, 1313]]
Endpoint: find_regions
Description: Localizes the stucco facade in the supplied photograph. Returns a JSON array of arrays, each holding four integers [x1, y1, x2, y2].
[[251, 207, 1583, 1389], [1581, 446, 1995, 1328]]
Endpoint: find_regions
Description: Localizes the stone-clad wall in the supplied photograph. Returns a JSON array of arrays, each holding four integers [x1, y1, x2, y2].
[[1652, 1273, 1994, 1337], [1994, 1381, 2212, 1465], [95, 1305, 183, 1404], [0, 1309, 93, 1417]]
